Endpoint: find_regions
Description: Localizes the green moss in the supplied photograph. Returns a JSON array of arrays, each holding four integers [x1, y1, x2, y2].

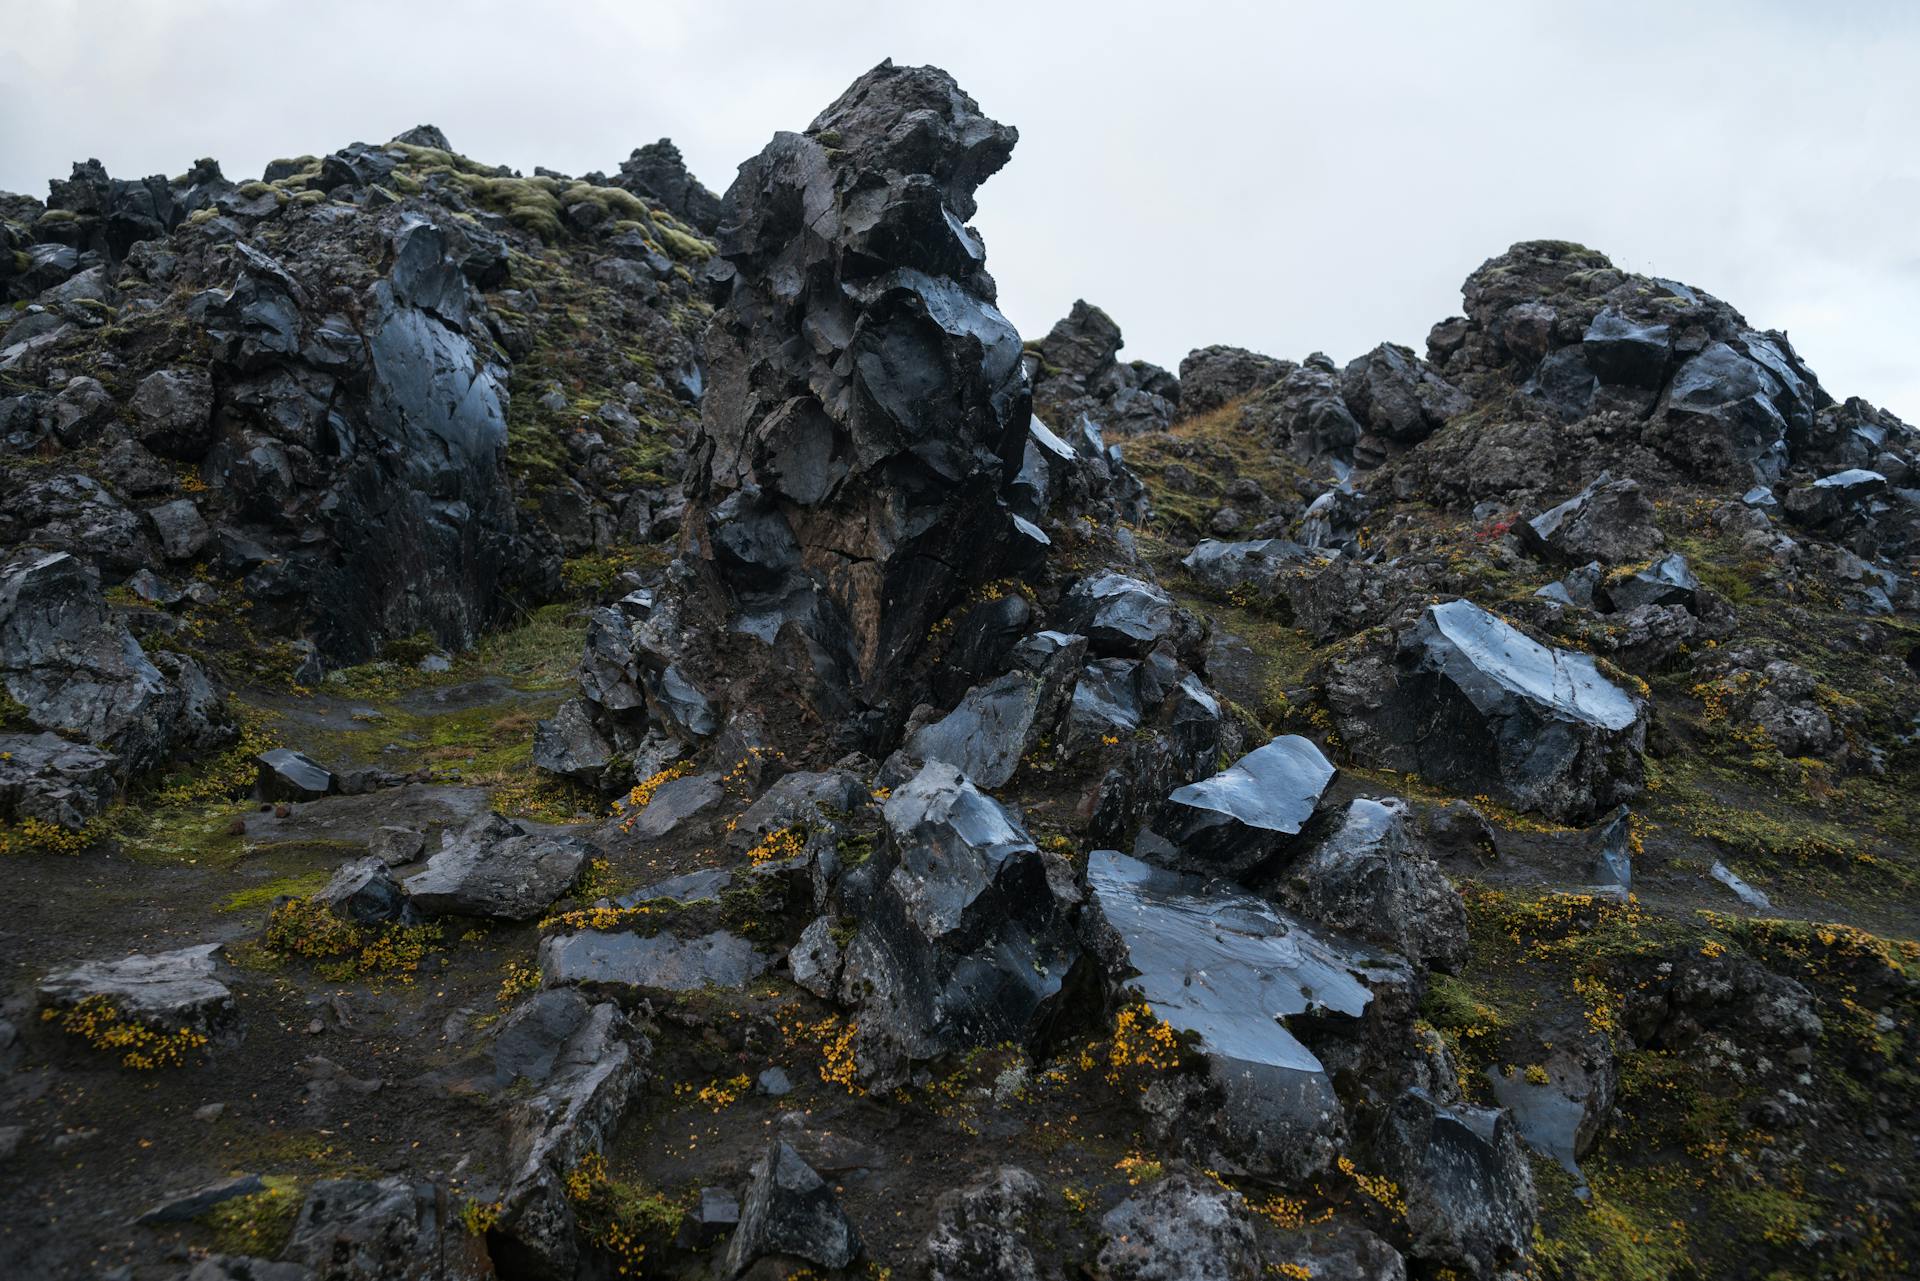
[[35, 208, 80, 225], [220, 870, 331, 913], [655, 224, 712, 262], [1532, 1163, 1693, 1281], [203, 1175, 302, 1256]]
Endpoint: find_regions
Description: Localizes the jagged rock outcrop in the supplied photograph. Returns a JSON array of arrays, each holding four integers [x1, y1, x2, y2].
[[1026, 300, 1179, 435], [491, 992, 649, 1279], [614, 138, 722, 234], [0, 548, 221, 784], [1177, 345, 1291, 418], [663, 60, 1041, 750]]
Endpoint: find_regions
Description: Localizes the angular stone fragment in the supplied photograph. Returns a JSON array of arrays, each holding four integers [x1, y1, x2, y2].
[[130, 367, 215, 459], [0, 731, 118, 829], [1596, 552, 1698, 613], [254, 748, 333, 801], [1377, 1088, 1536, 1280], [724, 1141, 862, 1276], [279, 1178, 445, 1281], [1179, 537, 1317, 594], [623, 771, 724, 840], [1581, 307, 1671, 387], [530, 697, 615, 786], [1157, 735, 1337, 878], [838, 762, 1078, 1085], [493, 994, 648, 1279], [313, 857, 410, 925], [1, 548, 186, 775], [729, 770, 866, 848], [1325, 600, 1645, 821], [368, 825, 426, 866], [1062, 572, 1185, 657], [1277, 797, 1467, 972], [1518, 472, 1660, 566]]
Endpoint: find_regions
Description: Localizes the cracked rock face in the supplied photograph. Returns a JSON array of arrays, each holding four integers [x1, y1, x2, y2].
[[683, 60, 1034, 732], [0, 548, 188, 778]]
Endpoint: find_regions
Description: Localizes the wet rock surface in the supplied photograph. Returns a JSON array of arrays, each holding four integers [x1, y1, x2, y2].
[[1082, 850, 1407, 1180], [1326, 600, 1646, 820], [839, 762, 1078, 1085], [2, 55, 1917, 1281], [1156, 735, 1337, 878]]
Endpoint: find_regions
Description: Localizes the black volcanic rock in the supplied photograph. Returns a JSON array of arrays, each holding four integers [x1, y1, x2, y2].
[[1027, 300, 1178, 436], [671, 60, 1040, 743], [1178, 345, 1291, 418], [617, 138, 722, 234], [1324, 600, 1647, 821]]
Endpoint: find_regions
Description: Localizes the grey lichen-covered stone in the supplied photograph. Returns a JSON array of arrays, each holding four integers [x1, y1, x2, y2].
[[1096, 1174, 1262, 1281], [538, 928, 772, 996], [920, 1165, 1047, 1281], [402, 814, 589, 920]]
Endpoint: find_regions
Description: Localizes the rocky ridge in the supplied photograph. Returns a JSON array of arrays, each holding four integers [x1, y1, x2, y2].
[[0, 57, 1914, 1281]]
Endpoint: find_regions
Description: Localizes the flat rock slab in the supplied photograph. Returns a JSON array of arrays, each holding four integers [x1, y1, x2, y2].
[[39, 942, 233, 1033], [1083, 849, 1408, 1181], [617, 866, 733, 907], [239, 783, 492, 847], [402, 813, 589, 920], [539, 928, 772, 995], [135, 1174, 265, 1225]]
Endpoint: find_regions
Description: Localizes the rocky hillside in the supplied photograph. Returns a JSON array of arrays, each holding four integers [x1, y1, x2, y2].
[[2, 60, 1916, 1281]]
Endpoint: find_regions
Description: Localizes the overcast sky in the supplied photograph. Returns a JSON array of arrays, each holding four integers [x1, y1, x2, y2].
[[4, 0, 1915, 422]]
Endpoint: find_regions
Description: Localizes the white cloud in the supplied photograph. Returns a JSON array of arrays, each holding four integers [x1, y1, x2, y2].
[[3, 0, 1913, 420]]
